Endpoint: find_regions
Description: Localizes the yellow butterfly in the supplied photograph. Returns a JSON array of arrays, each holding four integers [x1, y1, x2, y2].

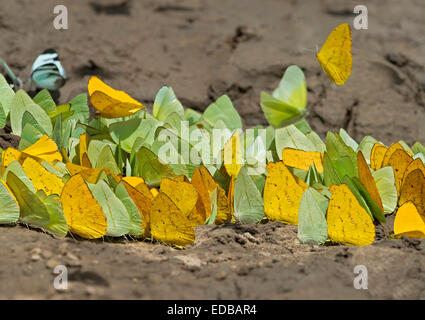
[[1, 135, 62, 175], [60, 174, 107, 239], [281, 148, 324, 173], [394, 201, 425, 239], [150, 192, 195, 246], [357, 151, 384, 212], [191, 166, 231, 225], [160, 177, 206, 228], [22, 157, 64, 196], [327, 184, 375, 246], [88, 76, 145, 118], [264, 161, 308, 225], [121, 180, 152, 237], [79, 133, 92, 168], [370, 142, 387, 170], [316, 23, 352, 85]]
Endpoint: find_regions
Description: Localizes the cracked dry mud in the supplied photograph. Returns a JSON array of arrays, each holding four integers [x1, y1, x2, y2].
[[1, 0, 425, 299]]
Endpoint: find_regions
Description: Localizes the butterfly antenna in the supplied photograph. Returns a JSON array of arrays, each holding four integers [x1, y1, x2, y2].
[[69, 232, 77, 241], [298, 47, 316, 54]]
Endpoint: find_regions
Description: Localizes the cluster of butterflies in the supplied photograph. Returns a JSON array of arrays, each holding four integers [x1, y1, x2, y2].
[[266, 133, 425, 246], [1, 121, 425, 247], [4, 22, 423, 249], [0, 132, 240, 245]]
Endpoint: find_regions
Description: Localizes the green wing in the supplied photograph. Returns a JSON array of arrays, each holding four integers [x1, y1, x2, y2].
[[10, 90, 52, 136], [373, 167, 397, 213], [42, 193, 68, 238], [233, 167, 264, 224], [6, 171, 50, 228], [153, 86, 185, 122], [0, 180, 20, 224], [203, 95, 242, 131], [115, 182, 143, 237], [273, 65, 307, 110], [88, 180, 131, 237], [275, 124, 316, 159], [297, 188, 328, 245], [261, 65, 307, 128]]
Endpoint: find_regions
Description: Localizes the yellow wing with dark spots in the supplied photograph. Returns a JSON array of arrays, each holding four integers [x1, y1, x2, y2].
[[316, 23, 352, 85]]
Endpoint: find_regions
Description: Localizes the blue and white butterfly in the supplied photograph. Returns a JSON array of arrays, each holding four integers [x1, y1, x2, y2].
[[31, 49, 66, 91]]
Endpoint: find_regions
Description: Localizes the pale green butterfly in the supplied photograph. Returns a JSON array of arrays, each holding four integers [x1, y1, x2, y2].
[[0, 179, 20, 224], [88, 179, 131, 237], [96, 145, 121, 175], [297, 187, 328, 245], [114, 182, 144, 237], [372, 167, 397, 213], [6, 171, 50, 228], [134, 147, 174, 187], [38, 192, 68, 238], [412, 141, 425, 156], [325, 132, 358, 180], [153, 86, 184, 122], [413, 152, 425, 164], [305, 164, 323, 186], [110, 116, 162, 154], [203, 95, 242, 131], [306, 131, 326, 153], [323, 152, 341, 187], [0, 73, 15, 128], [3, 160, 36, 192], [358, 136, 378, 164], [233, 166, 264, 224], [88, 139, 115, 166], [10, 90, 52, 136], [260, 65, 307, 128], [339, 128, 359, 152], [275, 124, 317, 160], [205, 188, 218, 225], [19, 122, 44, 150]]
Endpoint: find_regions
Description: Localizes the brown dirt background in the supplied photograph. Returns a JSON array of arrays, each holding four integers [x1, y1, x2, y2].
[[1, 0, 425, 299]]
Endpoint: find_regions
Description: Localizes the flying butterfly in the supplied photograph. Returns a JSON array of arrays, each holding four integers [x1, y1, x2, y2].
[[316, 23, 352, 85]]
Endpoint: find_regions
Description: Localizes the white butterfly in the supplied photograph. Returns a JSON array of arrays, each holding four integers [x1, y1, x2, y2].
[[31, 49, 66, 91]]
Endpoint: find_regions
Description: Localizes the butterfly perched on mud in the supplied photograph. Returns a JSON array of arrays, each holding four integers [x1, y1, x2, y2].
[[31, 48, 66, 91]]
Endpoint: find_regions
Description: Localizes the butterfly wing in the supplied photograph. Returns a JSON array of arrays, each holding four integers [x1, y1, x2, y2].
[[88, 76, 144, 118], [320, 24, 352, 53], [260, 92, 305, 128], [272, 65, 307, 110], [261, 65, 307, 128]]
